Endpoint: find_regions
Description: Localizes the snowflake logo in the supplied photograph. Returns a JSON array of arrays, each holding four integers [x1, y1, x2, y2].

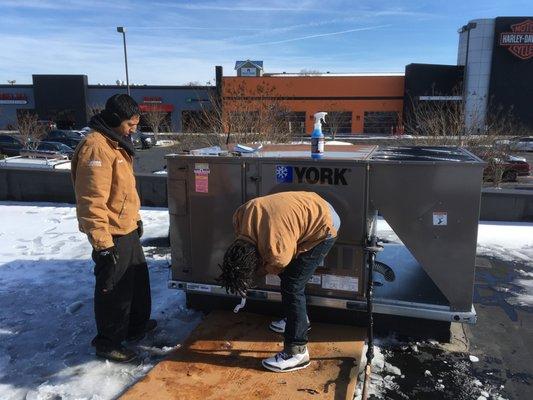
[[276, 165, 293, 183]]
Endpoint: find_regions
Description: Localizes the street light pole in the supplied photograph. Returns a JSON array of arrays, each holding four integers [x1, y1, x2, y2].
[[116, 26, 130, 96], [458, 22, 477, 134]]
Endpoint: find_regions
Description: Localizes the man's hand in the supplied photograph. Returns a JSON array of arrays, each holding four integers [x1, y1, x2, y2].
[[96, 247, 119, 265], [137, 220, 143, 238]]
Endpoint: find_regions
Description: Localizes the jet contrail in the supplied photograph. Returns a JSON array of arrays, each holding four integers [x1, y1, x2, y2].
[[252, 25, 391, 45]]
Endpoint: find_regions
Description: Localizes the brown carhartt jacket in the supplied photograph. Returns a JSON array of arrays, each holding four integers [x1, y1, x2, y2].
[[71, 131, 140, 251], [232, 191, 337, 275]]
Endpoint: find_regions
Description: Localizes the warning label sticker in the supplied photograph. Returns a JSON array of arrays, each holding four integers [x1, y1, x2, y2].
[[433, 211, 448, 226], [187, 283, 211, 292], [194, 163, 210, 193], [195, 174, 209, 193], [194, 163, 210, 174], [265, 274, 321, 286], [321, 275, 358, 292]]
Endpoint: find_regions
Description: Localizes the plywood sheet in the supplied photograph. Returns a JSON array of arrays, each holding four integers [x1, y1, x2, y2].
[[121, 310, 365, 400]]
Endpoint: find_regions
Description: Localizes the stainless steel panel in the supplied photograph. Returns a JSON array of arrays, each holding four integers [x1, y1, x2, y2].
[[166, 282, 477, 324], [169, 214, 191, 279], [168, 179, 187, 216], [166, 145, 485, 321], [187, 160, 244, 284], [370, 162, 484, 311], [257, 161, 369, 244]]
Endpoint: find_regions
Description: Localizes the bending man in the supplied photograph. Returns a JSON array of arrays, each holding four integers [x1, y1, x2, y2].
[[219, 191, 340, 372]]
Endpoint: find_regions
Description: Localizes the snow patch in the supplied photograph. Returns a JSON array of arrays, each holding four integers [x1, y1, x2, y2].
[[354, 345, 402, 400], [0, 203, 196, 400]]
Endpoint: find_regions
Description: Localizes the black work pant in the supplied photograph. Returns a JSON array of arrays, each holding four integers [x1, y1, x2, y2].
[[92, 229, 151, 346]]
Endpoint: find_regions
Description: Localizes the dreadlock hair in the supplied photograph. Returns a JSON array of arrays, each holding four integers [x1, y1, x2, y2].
[[218, 239, 260, 296]]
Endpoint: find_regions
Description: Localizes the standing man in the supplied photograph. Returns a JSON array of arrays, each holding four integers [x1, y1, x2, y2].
[[72, 94, 155, 362], [218, 191, 341, 372]]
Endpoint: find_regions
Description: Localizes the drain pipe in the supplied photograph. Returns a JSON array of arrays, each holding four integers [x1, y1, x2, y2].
[[362, 215, 382, 400]]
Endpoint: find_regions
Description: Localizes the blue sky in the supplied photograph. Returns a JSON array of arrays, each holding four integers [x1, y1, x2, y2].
[[0, 0, 531, 85]]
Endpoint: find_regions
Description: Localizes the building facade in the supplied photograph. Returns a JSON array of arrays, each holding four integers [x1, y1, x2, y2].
[[0, 75, 213, 131], [221, 73, 405, 135], [458, 17, 533, 131]]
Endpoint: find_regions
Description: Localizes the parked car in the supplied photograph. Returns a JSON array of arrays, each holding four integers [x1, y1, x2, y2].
[[510, 137, 533, 152], [483, 154, 530, 182], [43, 130, 83, 149], [37, 120, 57, 132], [0, 134, 24, 156], [79, 126, 92, 135], [131, 132, 154, 150], [34, 141, 75, 159]]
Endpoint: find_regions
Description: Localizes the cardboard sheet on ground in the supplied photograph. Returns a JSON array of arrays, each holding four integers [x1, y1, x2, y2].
[[121, 310, 365, 400]]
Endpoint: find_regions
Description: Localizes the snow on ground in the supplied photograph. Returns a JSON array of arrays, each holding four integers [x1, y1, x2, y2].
[[377, 218, 533, 308], [0, 202, 200, 400], [0, 203, 531, 399], [363, 218, 533, 400]]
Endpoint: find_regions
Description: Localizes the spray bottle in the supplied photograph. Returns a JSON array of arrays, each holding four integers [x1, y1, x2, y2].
[[311, 112, 327, 159]]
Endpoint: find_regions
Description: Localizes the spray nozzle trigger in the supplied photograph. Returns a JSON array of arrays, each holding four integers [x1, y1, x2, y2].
[[314, 112, 327, 125]]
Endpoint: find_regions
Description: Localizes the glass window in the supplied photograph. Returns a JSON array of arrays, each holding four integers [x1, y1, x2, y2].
[[322, 112, 352, 135], [363, 112, 400, 134], [282, 112, 306, 135]]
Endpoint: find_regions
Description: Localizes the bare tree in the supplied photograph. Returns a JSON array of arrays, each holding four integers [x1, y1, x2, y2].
[[184, 81, 293, 146], [87, 103, 104, 119], [323, 109, 352, 139], [405, 89, 529, 186], [17, 111, 46, 150], [142, 107, 168, 143]]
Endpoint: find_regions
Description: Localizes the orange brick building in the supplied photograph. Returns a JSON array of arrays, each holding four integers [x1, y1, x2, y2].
[[220, 65, 405, 135]]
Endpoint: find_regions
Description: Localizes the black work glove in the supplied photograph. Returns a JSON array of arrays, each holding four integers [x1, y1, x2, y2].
[[137, 220, 143, 238], [92, 247, 119, 292], [97, 247, 119, 265]]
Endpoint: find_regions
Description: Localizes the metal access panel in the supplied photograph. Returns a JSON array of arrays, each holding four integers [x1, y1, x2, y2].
[[168, 157, 245, 286], [369, 147, 485, 312]]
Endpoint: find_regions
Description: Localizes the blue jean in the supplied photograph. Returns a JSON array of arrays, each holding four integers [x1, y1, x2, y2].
[[279, 235, 336, 354]]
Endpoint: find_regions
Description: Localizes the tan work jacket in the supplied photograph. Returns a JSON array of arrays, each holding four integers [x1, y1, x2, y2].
[[233, 191, 337, 274], [71, 131, 140, 250]]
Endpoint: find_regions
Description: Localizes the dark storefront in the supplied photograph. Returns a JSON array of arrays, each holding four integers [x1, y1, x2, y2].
[[489, 17, 533, 129], [33, 75, 89, 129], [402, 64, 464, 133]]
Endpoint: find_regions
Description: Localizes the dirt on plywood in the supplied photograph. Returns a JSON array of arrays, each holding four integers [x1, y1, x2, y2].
[[121, 310, 365, 400]]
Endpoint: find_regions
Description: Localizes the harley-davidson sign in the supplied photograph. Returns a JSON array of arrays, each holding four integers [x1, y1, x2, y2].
[[499, 19, 533, 60]]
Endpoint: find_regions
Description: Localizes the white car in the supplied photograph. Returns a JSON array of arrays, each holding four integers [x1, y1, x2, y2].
[[510, 137, 533, 152]]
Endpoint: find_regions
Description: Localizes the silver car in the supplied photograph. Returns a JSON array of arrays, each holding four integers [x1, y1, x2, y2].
[[510, 137, 533, 152]]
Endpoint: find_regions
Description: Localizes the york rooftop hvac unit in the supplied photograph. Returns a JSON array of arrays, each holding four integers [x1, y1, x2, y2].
[[166, 144, 485, 323]]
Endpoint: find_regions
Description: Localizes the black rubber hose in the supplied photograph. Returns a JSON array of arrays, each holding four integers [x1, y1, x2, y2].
[[373, 261, 395, 282]]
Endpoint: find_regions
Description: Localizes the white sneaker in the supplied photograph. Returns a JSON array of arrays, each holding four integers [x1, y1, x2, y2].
[[269, 316, 311, 334], [262, 348, 310, 372]]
